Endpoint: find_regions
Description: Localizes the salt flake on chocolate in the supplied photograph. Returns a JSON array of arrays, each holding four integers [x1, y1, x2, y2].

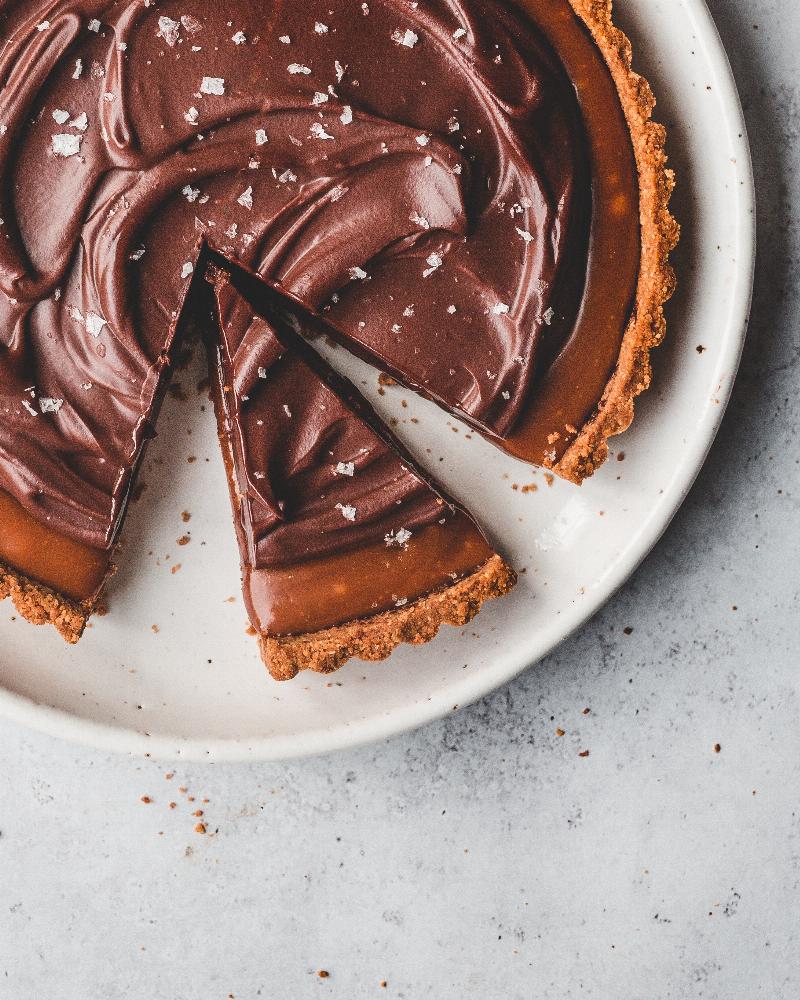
[[314, 22, 329, 34], [200, 77, 225, 96], [237, 186, 254, 209], [52, 133, 82, 157], [157, 16, 180, 47], [39, 397, 63, 414], [516, 227, 534, 243], [492, 302, 510, 315], [185, 106, 199, 125], [310, 122, 334, 140], [70, 112, 89, 131], [288, 63, 311, 75], [335, 462, 355, 476], [392, 28, 418, 48], [255, 128, 269, 145], [340, 105, 353, 125], [385, 527, 412, 547], [181, 262, 194, 279], [87, 18, 101, 32], [423, 252, 443, 277], [336, 503, 357, 521], [85, 312, 107, 337], [52, 109, 70, 125], [349, 266, 368, 281], [231, 31, 247, 45]]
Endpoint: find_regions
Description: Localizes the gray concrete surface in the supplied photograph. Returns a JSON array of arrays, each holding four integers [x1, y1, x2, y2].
[[0, 2, 798, 997]]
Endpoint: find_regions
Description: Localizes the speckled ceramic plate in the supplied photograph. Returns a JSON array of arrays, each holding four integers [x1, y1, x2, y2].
[[0, 0, 754, 761]]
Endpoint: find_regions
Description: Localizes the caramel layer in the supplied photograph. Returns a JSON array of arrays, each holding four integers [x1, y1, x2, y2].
[[506, 0, 641, 463], [246, 513, 494, 637], [0, 489, 109, 602]]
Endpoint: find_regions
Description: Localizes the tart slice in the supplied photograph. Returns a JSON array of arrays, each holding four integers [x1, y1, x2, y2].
[[204, 264, 516, 680]]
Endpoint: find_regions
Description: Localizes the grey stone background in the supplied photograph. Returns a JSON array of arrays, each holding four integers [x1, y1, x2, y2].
[[1, 2, 797, 997]]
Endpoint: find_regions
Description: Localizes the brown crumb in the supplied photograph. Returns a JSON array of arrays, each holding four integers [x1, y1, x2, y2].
[[140, 796, 152, 804], [192, 809, 203, 817], [224, 596, 237, 603], [555, 728, 565, 737], [181, 511, 191, 523], [623, 626, 633, 635], [171, 563, 182, 574], [521, 483, 538, 493], [246, 624, 257, 636], [696, 344, 706, 354], [187, 455, 197, 463], [151, 624, 160, 634], [578, 750, 590, 758], [380, 982, 387, 989], [714, 743, 721, 754], [317, 970, 330, 979], [543, 472, 554, 487], [194, 823, 206, 834], [165, 772, 174, 781], [582, 707, 590, 715], [131, 481, 148, 503], [176, 535, 190, 546], [169, 802, 177, 810], [168, 383, 188, 401], [378, 373, 396, 386]]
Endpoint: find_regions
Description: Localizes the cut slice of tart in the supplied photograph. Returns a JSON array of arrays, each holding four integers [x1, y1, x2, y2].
[[204, 264, 516, 680]]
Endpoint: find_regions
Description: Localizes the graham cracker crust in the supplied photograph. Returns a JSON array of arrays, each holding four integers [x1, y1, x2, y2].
[[554, 0, 681, 484], [0, 561, 94, 644], [260, 553, 517, 680]]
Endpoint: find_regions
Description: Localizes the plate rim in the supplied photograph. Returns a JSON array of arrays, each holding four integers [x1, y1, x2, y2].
[[0, 0, 756, 762]]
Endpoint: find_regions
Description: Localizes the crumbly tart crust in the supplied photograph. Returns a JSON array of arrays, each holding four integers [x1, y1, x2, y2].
[[260, 554, 517, 681], [0, 561, 94, 644], [554, 0, 681, 484]]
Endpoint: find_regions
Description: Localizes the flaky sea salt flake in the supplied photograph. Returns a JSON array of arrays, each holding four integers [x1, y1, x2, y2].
[[237, 185, 254, 209], [70, 112, 89, 131], [39, 397, 63, 414], [52, 109, 70, 125], [181, 262, 194, 279], [200, 77, 225, 96], [348, 266, 368, 281], [85, 312, 107, 337], [52, 133, 82, 157], [314, 22, 329, 34], [423, 252, 443, 277], [392, 28, 418, 48], [492, 302, 510, 315], [87, 18, 101, 32], [231, 30, 247, 45], [335, 462, 355, 477], [288, 63, 311, 75], [310, 122, 334, 140], [157, 16, 180, 46], [516, 227, 534, 244], [336, 503, 357, 521], [185, 106, 199, 125], [255, 128, 269, 145]]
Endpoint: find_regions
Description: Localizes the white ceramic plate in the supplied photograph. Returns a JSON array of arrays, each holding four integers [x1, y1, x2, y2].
[[0, 0, 754, 761]]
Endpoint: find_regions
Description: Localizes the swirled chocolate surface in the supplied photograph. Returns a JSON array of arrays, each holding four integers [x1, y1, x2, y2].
[[0, 0, 636, 556]]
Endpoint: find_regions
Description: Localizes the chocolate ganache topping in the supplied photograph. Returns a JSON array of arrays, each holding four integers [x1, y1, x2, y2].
[[0, 0, 635, 554]]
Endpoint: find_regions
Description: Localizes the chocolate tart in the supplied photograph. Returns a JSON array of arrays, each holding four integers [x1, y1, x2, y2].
[[205, 264, 515, 679], [0, 0, 675, 652]]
